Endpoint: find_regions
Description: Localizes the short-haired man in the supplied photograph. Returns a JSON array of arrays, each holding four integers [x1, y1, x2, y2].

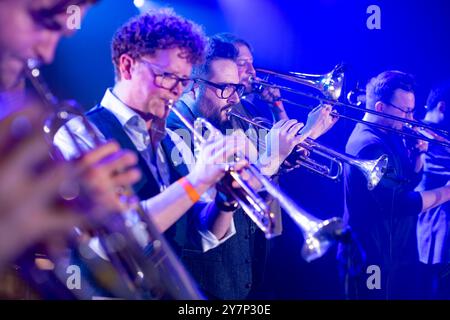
[[213, 33, 289, 123], [341, 71, 450, 299]]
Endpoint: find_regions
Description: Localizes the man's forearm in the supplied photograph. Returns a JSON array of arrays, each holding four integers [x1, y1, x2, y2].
[[271, 101, 289, 121], [412, 152, 425, 173], [207, 205, 235, 240], [420, 184, 450, 213], [142, 173, 210, 233]]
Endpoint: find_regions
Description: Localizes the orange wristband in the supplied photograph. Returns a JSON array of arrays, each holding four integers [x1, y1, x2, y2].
[[177, 177, 201, 203]]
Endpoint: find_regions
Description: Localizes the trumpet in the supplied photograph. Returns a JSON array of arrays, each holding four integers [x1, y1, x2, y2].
[[169, 108, 277, 237], [24, 60, 203, 300], [251, 66, 450, 148], [227, 109, 389, 190], [168, 105, 350, 262]]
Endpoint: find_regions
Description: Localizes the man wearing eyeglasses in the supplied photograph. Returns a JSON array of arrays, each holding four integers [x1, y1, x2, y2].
[[212, 33, 289, 124], [166, 36, 337, 300], [340, 70, 450, 299], [54, 9, 258, 276]]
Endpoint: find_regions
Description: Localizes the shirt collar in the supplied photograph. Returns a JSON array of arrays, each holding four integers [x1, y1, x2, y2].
[[100, 88, 143, 128], [101, 88, 169, 148], [180, 91, 201, 118]]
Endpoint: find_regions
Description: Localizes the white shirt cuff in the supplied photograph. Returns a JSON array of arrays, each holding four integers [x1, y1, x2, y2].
[[199, 218, 236, 252]]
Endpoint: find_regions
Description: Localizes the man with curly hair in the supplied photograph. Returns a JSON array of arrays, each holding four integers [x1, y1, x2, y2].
[[55, 9, 255, 267]]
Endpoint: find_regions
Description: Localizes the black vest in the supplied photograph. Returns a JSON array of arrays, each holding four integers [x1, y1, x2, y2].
[[86, 105, 190, 251], [166, 101, 273, 300], [88, 104, 274, 300]]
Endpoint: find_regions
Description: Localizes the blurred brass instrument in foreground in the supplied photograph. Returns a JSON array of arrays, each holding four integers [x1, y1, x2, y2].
[[22, 60, 203, 300]]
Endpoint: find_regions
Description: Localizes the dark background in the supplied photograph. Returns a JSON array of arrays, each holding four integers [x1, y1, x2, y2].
[[44, 0, 450, 298]]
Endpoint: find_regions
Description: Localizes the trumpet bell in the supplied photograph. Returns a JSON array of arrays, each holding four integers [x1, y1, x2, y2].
[[354, 154, 389, 190], [301, 217, 349, 263]]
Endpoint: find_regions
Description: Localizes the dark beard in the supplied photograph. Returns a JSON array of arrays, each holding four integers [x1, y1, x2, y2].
[[198, 100, 230, 133], [206, 115, 233, 135], [218, 119, 234, 134]]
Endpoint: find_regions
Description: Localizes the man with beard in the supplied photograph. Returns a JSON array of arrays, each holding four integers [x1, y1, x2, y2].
[[166, 36, 337, 299], [213, 33, 289, 123]]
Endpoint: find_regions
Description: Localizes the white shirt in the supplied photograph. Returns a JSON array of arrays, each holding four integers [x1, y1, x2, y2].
[[54, 88, 236, 253]]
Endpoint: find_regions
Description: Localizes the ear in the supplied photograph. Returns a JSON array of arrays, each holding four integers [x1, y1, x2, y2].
[[374, 101, 384, 113], [118, 54, 135, 80], [191, 82, 200, 100]]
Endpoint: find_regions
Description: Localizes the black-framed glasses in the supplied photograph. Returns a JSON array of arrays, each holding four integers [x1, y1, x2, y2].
[[195, 78, 245, 99], [385, 102, 415, 115], [140, 59, 194, 91]]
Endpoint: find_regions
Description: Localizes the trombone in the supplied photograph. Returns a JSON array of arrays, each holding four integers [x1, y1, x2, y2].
[[168, 105, 350, 262], [227, 109, 388, 190], [251, 65, 450, 148], [254, 63, 345, 101], [346, 88, 450, 149]]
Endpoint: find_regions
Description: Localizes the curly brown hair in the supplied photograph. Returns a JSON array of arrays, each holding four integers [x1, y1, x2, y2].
[[111, 8, 207, 79]]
